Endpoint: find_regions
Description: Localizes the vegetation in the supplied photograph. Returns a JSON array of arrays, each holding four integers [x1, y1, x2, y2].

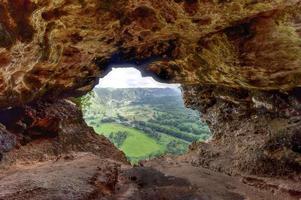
[[95, 123, 166, 163], [81, 87, 211, 163]]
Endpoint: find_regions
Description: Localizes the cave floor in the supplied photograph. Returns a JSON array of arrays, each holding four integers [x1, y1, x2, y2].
[[0, 152, 299, 200]]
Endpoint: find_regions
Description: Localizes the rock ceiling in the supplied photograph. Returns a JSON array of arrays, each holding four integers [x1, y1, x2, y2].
[[0, 0, 300, 108]]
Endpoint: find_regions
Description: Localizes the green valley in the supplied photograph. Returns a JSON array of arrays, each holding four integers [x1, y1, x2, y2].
[[81, 87, 211, 163]]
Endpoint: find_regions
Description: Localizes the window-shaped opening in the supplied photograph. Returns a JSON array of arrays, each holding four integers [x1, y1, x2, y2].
[[80, 67, 211, 164]]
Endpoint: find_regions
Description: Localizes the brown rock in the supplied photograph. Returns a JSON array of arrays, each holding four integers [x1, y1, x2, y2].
[[183, 85, 301, 177], [0, 1, 301, 199], [0, 99, 128, 168], [0, 0, 300, 108]]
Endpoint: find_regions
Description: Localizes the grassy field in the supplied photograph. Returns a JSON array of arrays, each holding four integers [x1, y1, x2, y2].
[[94, 123, 165, 162], [81, 88, 211, 163]]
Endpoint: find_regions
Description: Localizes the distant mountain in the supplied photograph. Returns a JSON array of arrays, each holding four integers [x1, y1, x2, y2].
[[93, 87, 183, 107]]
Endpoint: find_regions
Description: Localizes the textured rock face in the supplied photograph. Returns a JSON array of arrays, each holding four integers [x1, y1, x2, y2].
[[0, 0, 301, 195], [183, 85, 301, 177], [0, 0, 301, 108], [0, 99, 128, 168], [0, 124, 16, 157], [2, 152, 298, 200], [0, 153, 124, 200]]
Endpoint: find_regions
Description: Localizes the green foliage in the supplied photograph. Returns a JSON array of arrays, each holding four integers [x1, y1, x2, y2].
[[134, 121, 199, 142], [166, 140, 188, 155], [81, 88, 211, 163], [108, 131, 127, 148], [95, 123, 165, 163], [73, 91, 95, 111]]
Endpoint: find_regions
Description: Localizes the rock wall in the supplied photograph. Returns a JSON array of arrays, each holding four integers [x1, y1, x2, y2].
[[0, 0, 300, 181], [0, 99, 128, 168], [183, 85, 301, 177], [0, 0, 300, 108]]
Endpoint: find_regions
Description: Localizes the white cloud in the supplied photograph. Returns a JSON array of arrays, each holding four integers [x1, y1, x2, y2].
[[96, 67, 180, 88]]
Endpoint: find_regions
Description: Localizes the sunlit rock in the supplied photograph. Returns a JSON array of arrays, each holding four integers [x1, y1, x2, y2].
[[0, 0, 300, 108]]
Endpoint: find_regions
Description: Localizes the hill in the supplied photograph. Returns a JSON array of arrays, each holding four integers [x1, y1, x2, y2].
[[82, 87, 211, 163]]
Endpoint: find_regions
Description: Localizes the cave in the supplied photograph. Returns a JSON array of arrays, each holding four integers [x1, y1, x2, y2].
[[0, 0, 301, 200], [80, 66, 211, 164]]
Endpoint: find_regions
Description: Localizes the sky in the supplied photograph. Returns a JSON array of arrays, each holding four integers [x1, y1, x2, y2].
[[96, 67, 180, 88]]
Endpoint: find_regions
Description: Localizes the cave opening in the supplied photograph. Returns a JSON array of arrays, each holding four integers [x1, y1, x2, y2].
[[80, 66, 211, 164]]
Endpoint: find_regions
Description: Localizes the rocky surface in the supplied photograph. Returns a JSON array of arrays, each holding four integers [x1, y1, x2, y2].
[[0, 96, 299, 200], [2, 152, 300, 200], [144, 155, 301, 200], [183, 85, 301, 177], [0, 0, 300, 108], [0, 153, 123, 200], [0, 99, 128, 168], [0, 0, 301, 199]]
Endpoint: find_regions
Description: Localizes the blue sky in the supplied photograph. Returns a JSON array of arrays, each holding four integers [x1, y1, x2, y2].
[[96, 67, 180, 88]]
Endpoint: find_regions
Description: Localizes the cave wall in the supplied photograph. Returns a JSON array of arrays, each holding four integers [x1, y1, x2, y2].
[[0, 0, 300, 177], [183, 85, 301, 176], [0, 99, 128, 168]]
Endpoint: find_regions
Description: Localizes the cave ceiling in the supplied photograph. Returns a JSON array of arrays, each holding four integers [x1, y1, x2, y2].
[[0, 0, 300, 108]]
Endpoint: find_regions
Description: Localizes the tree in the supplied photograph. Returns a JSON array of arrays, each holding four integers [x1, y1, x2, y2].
[[71, 91, 95, 111], [108, 131, 128, 148]]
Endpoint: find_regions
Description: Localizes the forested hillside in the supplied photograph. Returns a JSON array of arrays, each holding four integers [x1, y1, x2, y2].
[[82, 87, 211, 163]]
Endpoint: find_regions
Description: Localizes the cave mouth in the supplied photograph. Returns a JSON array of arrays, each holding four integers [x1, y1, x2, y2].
[[80, 67, 211, 164]]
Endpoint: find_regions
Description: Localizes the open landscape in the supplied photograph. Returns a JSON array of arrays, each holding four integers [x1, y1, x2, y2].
[[81, 87, 211, 163]]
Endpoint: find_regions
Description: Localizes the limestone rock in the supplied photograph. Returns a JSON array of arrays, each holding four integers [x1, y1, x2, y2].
[[2, 152, 298, 200], [0, 99, 128, 168], [183, 85, 301, 177], [0, 0, 301, 108], [0, 124, 16, 159]]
